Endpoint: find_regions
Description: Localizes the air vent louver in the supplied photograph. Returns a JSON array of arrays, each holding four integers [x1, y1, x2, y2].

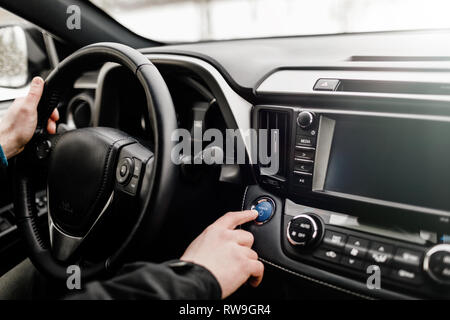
[[258, 109, 289, 177]]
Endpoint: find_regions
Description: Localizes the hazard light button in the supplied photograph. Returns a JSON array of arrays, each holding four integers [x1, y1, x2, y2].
[[313, 79, 340, 91]]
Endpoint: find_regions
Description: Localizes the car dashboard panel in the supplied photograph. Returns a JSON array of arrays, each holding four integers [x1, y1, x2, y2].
[[139, 31, 450, 299], [24, 30, 450, 299]]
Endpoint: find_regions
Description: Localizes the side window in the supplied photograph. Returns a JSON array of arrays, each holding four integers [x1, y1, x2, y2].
[[0, 7, 51, 103]]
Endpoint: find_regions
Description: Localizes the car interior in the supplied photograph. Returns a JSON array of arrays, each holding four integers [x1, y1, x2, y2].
[[1, 0, 450, 300]]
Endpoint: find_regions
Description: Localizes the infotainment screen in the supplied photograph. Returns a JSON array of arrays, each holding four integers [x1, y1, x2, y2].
[[314, 114, 450, 214]]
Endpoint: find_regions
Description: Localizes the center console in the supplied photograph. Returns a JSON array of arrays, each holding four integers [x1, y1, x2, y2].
[[246, 105, 450, 299]]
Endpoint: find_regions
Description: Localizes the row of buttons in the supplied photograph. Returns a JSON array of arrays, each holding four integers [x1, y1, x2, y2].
[[293, 117, 317, 188], [116, 157, 143, 195], [314, 230, 424, 285]]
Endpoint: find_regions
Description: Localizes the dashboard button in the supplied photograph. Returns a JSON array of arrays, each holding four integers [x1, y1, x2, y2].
[[293, 172, 312, 187], [368, 242, 394, 265], [344, 236, 369, 259], [390, 268, 423, 285], [296, 111, 315, 129], [294, 149, 315, 161], [314, 248, 341, 263], [323, 230, 347, 250], [296, 135, 316, 147], [314, 79, 340, 91], [393, 248, 423, 270], [251, 197, 275, 225], [294, 162, 313, 173], [341, 256, 365, 270]]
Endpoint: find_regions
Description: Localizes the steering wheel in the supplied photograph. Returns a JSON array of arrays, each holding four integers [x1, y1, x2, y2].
[[13, 43, 177, 281]]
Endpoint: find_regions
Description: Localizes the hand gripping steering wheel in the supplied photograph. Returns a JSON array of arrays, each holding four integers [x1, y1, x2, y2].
[[13, 43, 177, 281]]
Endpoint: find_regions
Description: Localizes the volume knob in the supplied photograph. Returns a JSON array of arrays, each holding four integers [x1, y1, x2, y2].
[[297, 111, 314, 129], [287, 214, 324, 248], [423, 244, 450, 285]]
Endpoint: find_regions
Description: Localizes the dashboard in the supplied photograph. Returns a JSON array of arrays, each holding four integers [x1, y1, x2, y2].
[[63, 29, 450, 299]]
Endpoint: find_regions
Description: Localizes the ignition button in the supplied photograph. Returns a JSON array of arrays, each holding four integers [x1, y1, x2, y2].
[[251, 197, 276, 225]]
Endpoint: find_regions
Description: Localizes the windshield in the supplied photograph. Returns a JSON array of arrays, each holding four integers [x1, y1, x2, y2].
[[90, 0, 450, 42]]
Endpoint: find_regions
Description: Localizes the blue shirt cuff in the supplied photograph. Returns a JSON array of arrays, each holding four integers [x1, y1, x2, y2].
[[0, 145, 8, 168]]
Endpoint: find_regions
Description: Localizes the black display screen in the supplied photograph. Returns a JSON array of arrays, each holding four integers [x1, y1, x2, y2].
[[323, 115, 450, 212]]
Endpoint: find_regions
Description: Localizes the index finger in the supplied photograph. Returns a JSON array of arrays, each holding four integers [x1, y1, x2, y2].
[[216, 210, 258, 229]]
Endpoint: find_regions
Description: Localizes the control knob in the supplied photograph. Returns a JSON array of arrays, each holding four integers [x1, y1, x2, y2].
[[297, 111, 315, 129], [287, 214, 324, 248], [423, 244, 450, 285]]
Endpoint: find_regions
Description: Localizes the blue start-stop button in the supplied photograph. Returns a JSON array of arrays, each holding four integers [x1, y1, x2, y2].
[[252, 198, 275, 224]]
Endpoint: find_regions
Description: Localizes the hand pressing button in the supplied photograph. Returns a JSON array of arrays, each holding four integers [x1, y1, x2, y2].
[[251, 197, 275, 225]]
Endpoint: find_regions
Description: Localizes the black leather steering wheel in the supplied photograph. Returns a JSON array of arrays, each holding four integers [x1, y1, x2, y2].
[[13, 43, 177, 281]]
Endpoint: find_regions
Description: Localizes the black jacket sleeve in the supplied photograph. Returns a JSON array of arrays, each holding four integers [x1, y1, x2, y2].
[[65, 260, 222, 300]]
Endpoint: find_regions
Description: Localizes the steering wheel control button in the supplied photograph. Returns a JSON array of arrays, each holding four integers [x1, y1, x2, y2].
[[368, 242, 394, 265], [323, 230, 347, 250], [119, 165, 128, 177], [36, 139, 52, 160], [313, 78, 340, 91], [287, 214, 323, 248], [116, 158, 133, 184], [251, 197, 275, 225], [125, 176, 140, 195], [423, 244, 450, 285], [133, 158, 142, 177]]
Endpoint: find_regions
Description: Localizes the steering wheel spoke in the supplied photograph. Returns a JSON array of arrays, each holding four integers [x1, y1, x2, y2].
[[48, 190, 114, 262], [47, 135, 154, 262]]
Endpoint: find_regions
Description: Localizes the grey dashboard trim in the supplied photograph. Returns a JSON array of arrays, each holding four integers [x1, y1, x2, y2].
[[256, 69, 450, 102], [312, 116, 335, 192]]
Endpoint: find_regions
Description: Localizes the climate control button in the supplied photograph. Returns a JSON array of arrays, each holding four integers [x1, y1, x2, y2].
[[287, 214, 324, 248], [424, 244, 450, 285]]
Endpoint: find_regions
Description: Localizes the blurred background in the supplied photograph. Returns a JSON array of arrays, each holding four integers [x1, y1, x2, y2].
[[1, 0, 450, 92], [89, 0, 450, 42]]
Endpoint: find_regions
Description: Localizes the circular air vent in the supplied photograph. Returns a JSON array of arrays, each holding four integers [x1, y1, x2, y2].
[[67, 93, 94, 129]]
